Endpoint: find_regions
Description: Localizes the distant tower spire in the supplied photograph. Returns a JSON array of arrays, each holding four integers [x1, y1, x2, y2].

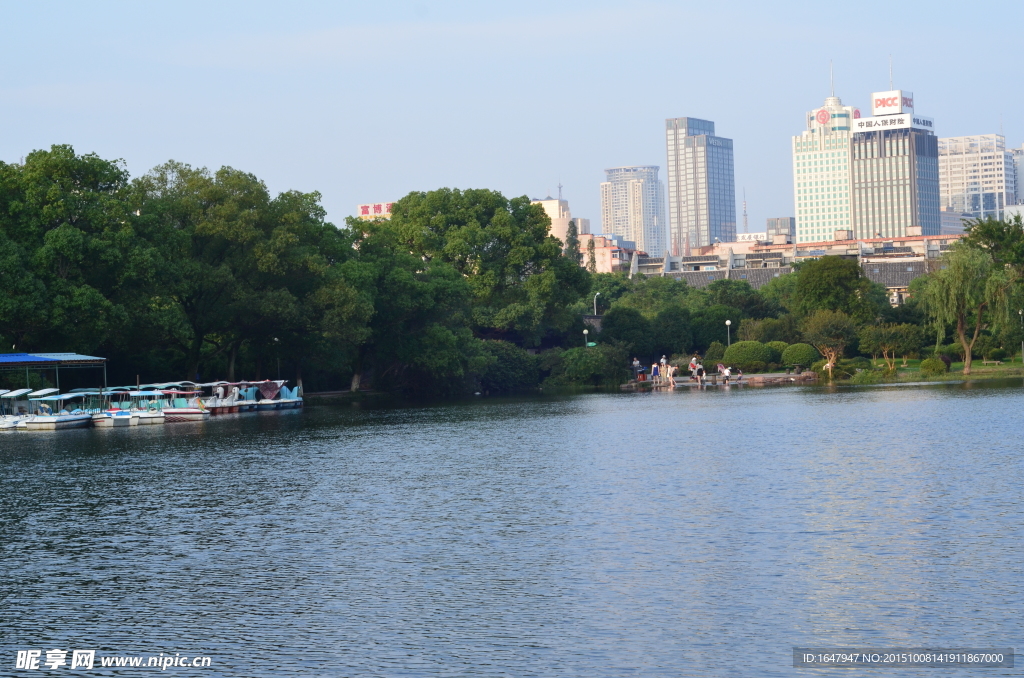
[[830, 60, 834, 97], [742, 188, 749, 234], [558, 181, 563, 200]]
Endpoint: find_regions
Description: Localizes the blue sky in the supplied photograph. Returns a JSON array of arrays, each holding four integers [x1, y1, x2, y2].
[[2, 0, 1020, 232]]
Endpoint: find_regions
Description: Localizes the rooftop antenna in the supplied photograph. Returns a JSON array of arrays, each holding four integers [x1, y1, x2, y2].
[[558, 181, 563, 200], [830, 60, 834, 97], [889, 54, 893, 89], [742, 188, 749, 234]]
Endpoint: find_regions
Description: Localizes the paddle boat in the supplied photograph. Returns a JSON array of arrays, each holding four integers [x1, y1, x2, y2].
[[251, 380, 302, 410], [0, 388, 34, 429], [23, 393, 93, 430], [198, 382, 241, 414], [130, 391, 167, 425], [159, 389, 210, 422]]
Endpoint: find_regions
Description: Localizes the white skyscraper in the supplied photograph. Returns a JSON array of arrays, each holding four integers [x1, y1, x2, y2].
[[939, 135, 1016, 219], [792, 96, 859, 243], [665, 117, 736, 255], [599, 166, 666, 256]]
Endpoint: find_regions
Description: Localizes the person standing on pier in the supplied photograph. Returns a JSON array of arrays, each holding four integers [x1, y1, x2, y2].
[[632, 357, 641, 381]]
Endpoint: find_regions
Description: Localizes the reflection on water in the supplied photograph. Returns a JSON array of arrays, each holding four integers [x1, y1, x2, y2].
[[1, 382, 1022, 677]]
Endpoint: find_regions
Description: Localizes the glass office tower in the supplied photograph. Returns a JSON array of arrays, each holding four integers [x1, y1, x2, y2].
[[665, 117, 736, 255]]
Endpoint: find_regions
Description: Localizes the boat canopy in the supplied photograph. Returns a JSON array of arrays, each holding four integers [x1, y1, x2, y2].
[[28, 388, 60, 397], [30, 394, 86, 401], [127, 391, 166, 397], [160, 390, 201, 395], [2, 389, 33, 398]]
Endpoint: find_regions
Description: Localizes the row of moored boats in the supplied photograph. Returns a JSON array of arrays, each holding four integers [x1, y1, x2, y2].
[[0, 380, 302, 431]]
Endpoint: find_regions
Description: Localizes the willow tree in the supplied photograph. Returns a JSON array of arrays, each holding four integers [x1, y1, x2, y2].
[[916, 244, 1003, 375]]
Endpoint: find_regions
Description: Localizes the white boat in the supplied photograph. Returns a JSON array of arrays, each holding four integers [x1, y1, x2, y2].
[[160, 389, 210, 422], [253, 380, 303, 410], [198, 382, 240, 414], [0, 388, 34, 429], [129, 391, 166, 425], [24, 394, 93, 430]]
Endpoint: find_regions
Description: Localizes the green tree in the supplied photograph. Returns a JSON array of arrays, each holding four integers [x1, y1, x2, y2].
[[916, 244, 1002, 375], [757, 271, 799, 313], [705, 279, 779, 318], [386, 188, 590, 345], [795, 256, 887, 322], [616, 276, 691, 318], [801, 309, 857, 380], [962, 214, 1024, 275], [599, 306, 652, 357], [690, 304, 741, 352], [0, 145, 140, 355], [340, 217, 482, 394], [587, 238, 597, 274], [859, 323, 922, 371], [651, 306, 692, 358], [564, 219, 581, 264]]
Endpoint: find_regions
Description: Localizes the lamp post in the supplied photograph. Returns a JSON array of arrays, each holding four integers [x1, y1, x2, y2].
[[725, 319, 732, 347], [583, 328, 589, 348], [593, 291, 601, 316]]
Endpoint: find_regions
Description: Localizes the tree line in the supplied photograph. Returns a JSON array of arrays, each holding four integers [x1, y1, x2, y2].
[[2, 145, 1022, 394]]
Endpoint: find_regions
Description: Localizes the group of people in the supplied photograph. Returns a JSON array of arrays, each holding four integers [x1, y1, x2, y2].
[[630, 355, 743, 387], [687, 356, 743, 386], [631, 356, 677, 386]]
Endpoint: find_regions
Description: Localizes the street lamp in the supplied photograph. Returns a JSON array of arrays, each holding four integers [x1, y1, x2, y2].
[[725, 319, 732, 347], [593, 291, 601, 316], [583, 328, 589, 347]]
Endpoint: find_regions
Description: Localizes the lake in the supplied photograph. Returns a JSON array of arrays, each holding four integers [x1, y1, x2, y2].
[[2, 380, 1022, 676]]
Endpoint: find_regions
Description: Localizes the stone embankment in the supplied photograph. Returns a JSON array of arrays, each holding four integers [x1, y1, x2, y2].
[[621, 371, 818, 390]]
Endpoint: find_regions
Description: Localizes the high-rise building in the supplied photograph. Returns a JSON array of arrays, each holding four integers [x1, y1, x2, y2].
[[938, 134, 1015, 220], [1012, 146, 1024, 204], [531, 196, 573, 243], [665, 117, 736, 255], [599, 166, 666, 255], [792, 96, 860, 243], [849, 90, 940, 238]]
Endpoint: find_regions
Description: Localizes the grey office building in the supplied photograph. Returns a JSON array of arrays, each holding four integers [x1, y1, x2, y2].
[[665, 117, 736, 255], [850, 96, 940, 238]]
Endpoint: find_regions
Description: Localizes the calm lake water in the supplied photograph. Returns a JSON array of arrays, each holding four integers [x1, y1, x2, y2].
[[2, 381, 1022, 677]]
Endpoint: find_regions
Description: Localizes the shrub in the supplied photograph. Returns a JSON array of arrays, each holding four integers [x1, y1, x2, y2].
[[938, 342, 964, 360], [849, 368, 883, 384], [478, 341, 541, 392], [986, 347, 1007, 362], [741, 361, 767, 373], [543, 342, 630, 387], [722, 341, 772, 371], [844, 356, 872, 370], [920, 358, 948, 376], [765, 341, 789, 363], [782, 342, 820, 368], [703, 341, 725, 364]]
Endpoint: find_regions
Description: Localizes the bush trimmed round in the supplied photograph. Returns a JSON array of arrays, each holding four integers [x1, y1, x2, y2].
[[765, 341, 788, 363], [722, 341, 772, 371], [987, 347, 1007, 361], [782, 342, 820, 367], [920, 357, 948, 376]]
